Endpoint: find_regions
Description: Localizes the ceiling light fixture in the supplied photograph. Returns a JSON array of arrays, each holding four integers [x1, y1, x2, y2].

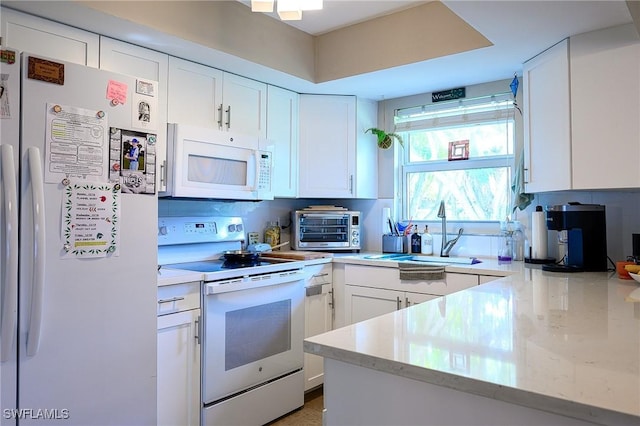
[[251, 0, 323, 21]]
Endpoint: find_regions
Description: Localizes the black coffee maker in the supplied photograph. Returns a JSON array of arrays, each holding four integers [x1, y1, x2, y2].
[[543, 203, 608, 272]]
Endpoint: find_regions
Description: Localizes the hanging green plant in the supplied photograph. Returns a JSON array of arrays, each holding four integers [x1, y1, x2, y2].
[[365, 128, 404, 149]]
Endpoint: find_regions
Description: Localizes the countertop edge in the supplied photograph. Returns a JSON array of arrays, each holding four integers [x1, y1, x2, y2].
[[303, 339, 639, 425]]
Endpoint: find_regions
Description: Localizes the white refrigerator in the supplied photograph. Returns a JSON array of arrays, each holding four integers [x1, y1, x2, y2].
[[1, 50, 157, 425]]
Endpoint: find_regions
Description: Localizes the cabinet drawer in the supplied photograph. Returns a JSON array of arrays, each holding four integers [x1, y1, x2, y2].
[[306, 263, 332, 287], [345, 264, 477, 296], [157, 281, 200, 316], [345, 264, 398, 287]]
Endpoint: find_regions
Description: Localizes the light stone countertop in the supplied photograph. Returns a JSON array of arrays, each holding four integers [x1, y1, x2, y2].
[[305, 262, 640, 425], [156, 267, 203, 287]]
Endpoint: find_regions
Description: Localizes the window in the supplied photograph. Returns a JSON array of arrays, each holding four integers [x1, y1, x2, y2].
[[396, 93, 515, 222]]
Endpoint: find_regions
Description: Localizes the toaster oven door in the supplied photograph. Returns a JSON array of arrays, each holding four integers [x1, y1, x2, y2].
[[295, 213, 352, 249]]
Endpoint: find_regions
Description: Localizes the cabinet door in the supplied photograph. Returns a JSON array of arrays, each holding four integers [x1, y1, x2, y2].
[[267, 86, 299, 197], [222, 73, 267, 138], [405, 292, 439, 307], [299, 95, 356, 198], [345, 286, 402, 325], [443, 273, 479, 294], [570, 25, 640, 189], [157, 309, 201, 426], [304, 282, 333, 391], [523, 39, 571, 192], [167, 57, 223, 128], [355, 98, 378, 199], [479, 275, 501, 285], [99, 37, 169, 192], [0, 7, 99, 66]]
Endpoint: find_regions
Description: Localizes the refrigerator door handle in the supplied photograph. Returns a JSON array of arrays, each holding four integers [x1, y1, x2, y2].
[[26, 147, 46, 357], [1, 145, 18, 362]]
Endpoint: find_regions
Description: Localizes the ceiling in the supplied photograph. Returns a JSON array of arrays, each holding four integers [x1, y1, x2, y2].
[[239, 0, 636, 100], [4, 1, 636, 101]]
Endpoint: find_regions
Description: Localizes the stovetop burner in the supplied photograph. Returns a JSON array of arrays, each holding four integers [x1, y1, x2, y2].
[[221, 260, 260, 269]]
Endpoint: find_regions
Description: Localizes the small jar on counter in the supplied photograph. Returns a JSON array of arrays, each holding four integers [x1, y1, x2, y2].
[[264, 221, 280, 247]]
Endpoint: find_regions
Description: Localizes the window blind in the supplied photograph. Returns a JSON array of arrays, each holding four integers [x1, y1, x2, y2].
[[395, 93, 514, 131]]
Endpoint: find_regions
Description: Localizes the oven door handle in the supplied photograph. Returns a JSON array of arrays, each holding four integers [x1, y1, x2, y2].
[[205, 269, 305, 295]]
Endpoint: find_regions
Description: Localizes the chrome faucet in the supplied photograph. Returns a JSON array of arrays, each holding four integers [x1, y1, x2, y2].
[[437, 200, 464, 257]]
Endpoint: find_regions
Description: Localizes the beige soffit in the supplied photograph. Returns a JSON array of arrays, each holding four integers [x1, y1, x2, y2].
[[315, 1, 492, 83], [627, 0, 640, 35], [78, 0, 490, 84], [79, 0, 316, 81]]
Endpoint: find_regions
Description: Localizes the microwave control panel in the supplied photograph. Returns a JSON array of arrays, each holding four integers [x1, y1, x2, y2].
[[257, 151, 272, 192]]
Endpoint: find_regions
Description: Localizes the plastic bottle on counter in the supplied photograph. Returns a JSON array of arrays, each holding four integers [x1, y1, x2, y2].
[[264, 220, 280, 248], [411, 225, 422, 253], [512, 225, 525, 261], [421, 225, 433, 255]]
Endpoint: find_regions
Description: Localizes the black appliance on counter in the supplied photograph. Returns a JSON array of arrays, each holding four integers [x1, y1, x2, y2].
[[543, 203, 608, 272]]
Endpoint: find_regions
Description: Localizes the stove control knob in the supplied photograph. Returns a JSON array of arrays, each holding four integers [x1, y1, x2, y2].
[[159, 226, 168, 236]]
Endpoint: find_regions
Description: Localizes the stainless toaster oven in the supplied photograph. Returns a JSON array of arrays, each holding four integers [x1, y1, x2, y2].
[[292, 210, 360, 251]]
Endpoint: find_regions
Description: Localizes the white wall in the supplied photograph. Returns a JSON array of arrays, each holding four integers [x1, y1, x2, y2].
[[159, 189, 640, 267]]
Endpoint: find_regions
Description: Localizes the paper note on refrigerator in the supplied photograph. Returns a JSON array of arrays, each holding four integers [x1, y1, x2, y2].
[[44, 103, 109, 183], [61, 180, 120, 258]]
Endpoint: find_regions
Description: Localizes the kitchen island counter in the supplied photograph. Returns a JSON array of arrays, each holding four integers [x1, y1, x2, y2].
[[305, 267, 640, 425]]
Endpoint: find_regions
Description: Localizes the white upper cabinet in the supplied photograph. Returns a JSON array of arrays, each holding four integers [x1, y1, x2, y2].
[[0, 7, 99, 66], [167, 57, 223, 129], [523, 39, 572, 193], [570, 24, 640, 189], [524, 24, 640, 193], [99, 37, 169, 193], [168, 57, 267, 138], [355, 98, 378, 199], [223, 73, 268, 138], [267, 86, 299, 198], [299, 95, 377, 198]]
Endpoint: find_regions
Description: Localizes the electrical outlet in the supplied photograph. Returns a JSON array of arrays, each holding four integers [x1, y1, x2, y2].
[[247, 232, 260, 245]]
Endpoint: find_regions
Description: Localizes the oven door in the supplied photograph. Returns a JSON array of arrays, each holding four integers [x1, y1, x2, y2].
[[202, 270, 304, 404]]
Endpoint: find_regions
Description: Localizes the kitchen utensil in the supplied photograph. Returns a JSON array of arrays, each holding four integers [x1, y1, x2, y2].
[[247, 241, 289, 252], [388, 218, 395, 235], [222, 241, 289, 263], [260, 250, 333, 260]]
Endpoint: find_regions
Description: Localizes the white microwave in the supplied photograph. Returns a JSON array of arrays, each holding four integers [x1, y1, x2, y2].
[[163, 123, 273, 200]]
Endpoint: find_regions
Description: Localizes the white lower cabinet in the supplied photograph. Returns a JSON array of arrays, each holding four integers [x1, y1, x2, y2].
[[157, 282, 201, 426], [346, 286, 438, 324], [343, 265, 478, 325], [304, 263, 333, 391], [479, 275, 502, 284]]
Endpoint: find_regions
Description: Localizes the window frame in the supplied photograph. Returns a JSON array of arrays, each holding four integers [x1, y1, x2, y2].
[[396, 94, 517, 226]]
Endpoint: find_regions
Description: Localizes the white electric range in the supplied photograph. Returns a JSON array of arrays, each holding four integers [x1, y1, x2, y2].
[[157, 216, 305, 426]]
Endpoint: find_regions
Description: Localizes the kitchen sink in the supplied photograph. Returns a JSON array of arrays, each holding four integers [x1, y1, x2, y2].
[[364, 253, 415, 260], [364, 254, 481, 265]]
